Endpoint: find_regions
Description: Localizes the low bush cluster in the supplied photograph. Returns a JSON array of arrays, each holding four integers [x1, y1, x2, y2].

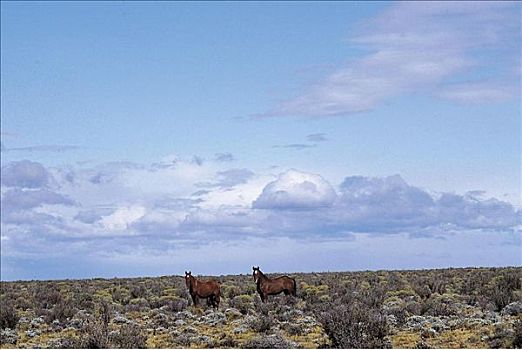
[[318, 302, 390, 348]]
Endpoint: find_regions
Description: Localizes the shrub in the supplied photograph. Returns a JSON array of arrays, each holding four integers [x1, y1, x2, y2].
[[125, 298, 150, 312], [243, 334, 295, 349], [222, 285, 241, 299], [218, 335, 238, 348], [404, 300, 422, 316], [15, 296, 32, 311], [110, 324, 147, 348], [427, 279, 446, 295], [34, 285, 62, 309], [111, 287, 130, 305], [44, 298, 77, 323], [420, 294, 458, 317], [169, 298, 188, 312], [318, 302, 390, 349], [284, 323, 303, 336], [359, 284, 387, 308], [230, 295, 254, 315], [248, 315, 273, 333], [0, 299, 19, 329], [130, 285, 146, 299], [255, 301, 270, 316], [513, 320, 522, 348], [78, 300, 111, 349], [172, 333, 192, 347], [487, 274, 520, 311], [412, 283, 432, 300], [78, 322, 109, 349], [488, 322, 517, 349], [73, 292, 95, 311], [301, 283, 329, 304]]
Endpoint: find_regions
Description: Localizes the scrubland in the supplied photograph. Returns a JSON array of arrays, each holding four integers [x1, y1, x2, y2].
[[1, 267, 521, 348]]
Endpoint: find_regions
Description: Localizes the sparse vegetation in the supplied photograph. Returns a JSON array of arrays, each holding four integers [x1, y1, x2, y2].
[[0, 267, 520, 348]]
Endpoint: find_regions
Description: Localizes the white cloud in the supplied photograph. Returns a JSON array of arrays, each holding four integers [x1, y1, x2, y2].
[[253, 169, 337, 209], [267, 2, 520, 117], [437, 81, 516, 103], [99, 205, 147, 232]]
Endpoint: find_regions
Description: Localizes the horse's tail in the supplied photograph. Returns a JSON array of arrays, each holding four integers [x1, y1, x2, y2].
[[292, 278, 297, 296]]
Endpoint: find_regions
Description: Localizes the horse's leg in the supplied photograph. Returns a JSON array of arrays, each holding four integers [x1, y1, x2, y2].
[[214, 293, 220, 310], [283, 289, 289, 296], [191, 294, 198, 307]]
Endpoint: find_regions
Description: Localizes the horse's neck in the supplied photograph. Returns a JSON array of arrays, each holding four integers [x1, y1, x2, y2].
[[257, 272, 269, 285], [190, 277, 198, 292]]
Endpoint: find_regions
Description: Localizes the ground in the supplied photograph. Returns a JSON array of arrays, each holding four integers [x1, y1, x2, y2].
[[1, 267, 521, 348]]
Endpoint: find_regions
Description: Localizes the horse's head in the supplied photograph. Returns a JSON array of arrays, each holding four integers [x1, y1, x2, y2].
[[252, 266, 261, 283], [184, 271, 192, 288]]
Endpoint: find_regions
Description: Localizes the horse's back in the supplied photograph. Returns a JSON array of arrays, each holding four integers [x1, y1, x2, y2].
[[206, 280, 220, 293], [276, 275, 294, 284]]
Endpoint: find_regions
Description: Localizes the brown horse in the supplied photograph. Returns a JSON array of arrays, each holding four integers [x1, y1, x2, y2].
[[184, 271, 221, 309], [252, 266, 296, 303]]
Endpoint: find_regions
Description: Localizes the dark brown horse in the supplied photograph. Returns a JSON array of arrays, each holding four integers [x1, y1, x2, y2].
[[184, 271, 221, 309], [252, 266, 296, 303]]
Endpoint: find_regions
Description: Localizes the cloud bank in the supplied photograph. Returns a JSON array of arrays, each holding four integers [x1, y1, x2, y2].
[[1, 157, 519, 280]]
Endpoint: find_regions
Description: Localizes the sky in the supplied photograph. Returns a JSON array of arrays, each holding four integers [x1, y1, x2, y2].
[[1, 1, 521, 281]]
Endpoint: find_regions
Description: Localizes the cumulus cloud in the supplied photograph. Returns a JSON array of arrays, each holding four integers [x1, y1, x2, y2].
[[2, 161, 519, 241], [267, 2, 520, 117], [335, 175, 520, 233], [253, 169, 337, 209], [1, 160, 51, 188], [99, 205, 147, 231]]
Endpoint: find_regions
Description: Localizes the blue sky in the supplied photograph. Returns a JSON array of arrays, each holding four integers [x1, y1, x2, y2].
[[1, 1, 520, 280]]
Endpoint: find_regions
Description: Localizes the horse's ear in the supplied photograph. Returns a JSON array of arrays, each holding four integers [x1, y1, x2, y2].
[[256, 266, 259, 270], [188, 271, 191, 275], [252, 266, 255, 270]]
